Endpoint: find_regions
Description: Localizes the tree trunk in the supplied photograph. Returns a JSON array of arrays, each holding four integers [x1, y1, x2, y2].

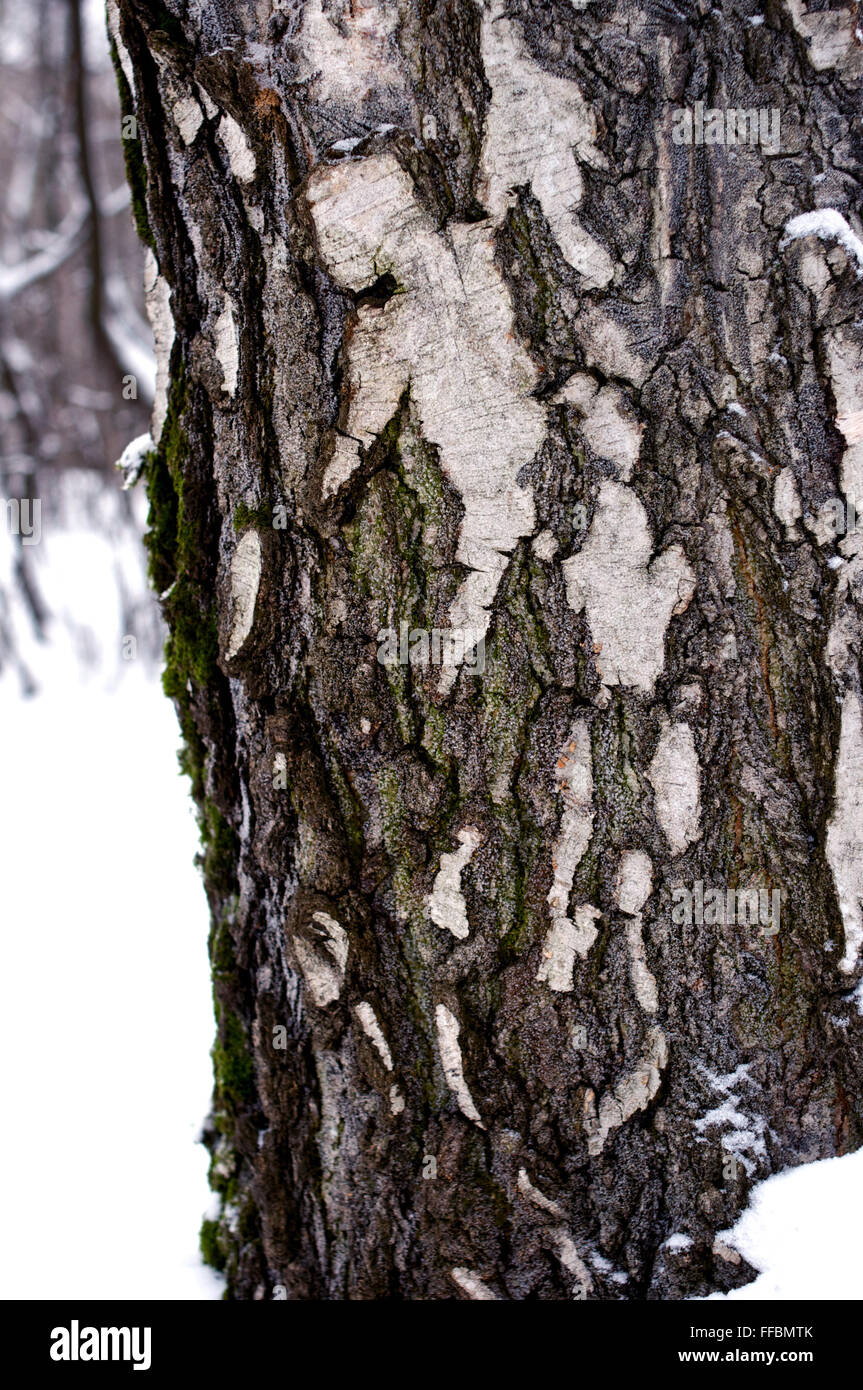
[[112, 0, 863, 1300]]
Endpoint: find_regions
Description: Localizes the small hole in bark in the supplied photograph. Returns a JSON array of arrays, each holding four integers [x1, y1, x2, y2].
[[354, 273, 398, 308]]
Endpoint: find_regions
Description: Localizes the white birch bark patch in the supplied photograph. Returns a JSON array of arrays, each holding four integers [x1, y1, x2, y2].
[[624, 917, 659, 1015], [451, 1267, 499, 1300], [427, 825, 482, 940], [537, 909, 601, 994], [517, 1167, 563, 1217], [293, 911, 349, 1008], [173, 94, 203, 146], [562, 480, 696, 694], [789, 219, 863, 977], [218, 114, 256, 184], [555, 1232, 594, 1299], [585, 1026, 668, 1156], [302, 3, 626, 692], [106, 0, 134, 89], [298, 0, 402, 103], [827, 328, 863, 506], [784, 0, 863, 77], [773, 466, 802, 531], [614, 849, 653, 917], [214, 297, 239, 398], [826, 690, 863, 973], [553, 376, 644, 479], [354, 1001, 394, 1071], [480, 1, 614, 289], [226, 529, 262, 660], [538, 722, 597, 991], [647, 722, 702, 856], [615, 850, 658, 1014], [435, 1004, 484, 1127], [143, 249, 175, 444], [306, 152, 543, 689]]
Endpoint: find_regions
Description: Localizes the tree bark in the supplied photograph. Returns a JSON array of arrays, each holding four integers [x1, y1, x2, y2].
[[112, 0, 863, 1299]]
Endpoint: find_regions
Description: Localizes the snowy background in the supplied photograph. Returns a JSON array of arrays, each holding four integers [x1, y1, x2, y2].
[[0, 0, 860, 1304], [0, 475, 223, 1300]]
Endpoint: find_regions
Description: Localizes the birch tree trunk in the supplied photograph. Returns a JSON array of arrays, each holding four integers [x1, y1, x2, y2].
[[111, 0, 863, 1300]]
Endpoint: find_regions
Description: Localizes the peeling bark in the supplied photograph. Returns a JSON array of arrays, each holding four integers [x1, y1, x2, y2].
[[116, 0, 863, 1299]]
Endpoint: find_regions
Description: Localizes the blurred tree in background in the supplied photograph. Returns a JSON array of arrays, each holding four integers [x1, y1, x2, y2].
[[0, 0, 159, 689]]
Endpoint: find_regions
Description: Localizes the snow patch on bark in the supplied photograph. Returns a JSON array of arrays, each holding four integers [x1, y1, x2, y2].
[[435, 1004, 484, 1127], [115, 432, 153, 491], [538, 721, 596, 991], [585, 1026, 668, 1156], [694, 1063, 767, 1177], [781, 209, 863, 276], [143, 249, 174, 443], [648, 722, 702, 856], [226, 529, 262, 659], [562, 481, 696, 694], [826, 690, 863, 973], [294, 912, 349, 1008], [479, 2, 613, 289], [427, 826, 482, 940], [355, 1001, 394, 1070]]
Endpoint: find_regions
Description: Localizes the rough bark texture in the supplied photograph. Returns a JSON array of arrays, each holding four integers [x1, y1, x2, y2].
[[114, 0, 863, 1299]]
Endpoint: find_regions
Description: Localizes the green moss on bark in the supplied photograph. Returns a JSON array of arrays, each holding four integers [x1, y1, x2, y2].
[[143, 367, 220, 806], [108, 39, 156, 252]]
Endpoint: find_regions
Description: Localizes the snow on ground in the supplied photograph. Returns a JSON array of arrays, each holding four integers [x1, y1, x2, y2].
[[0, 471, 223, 1299], [707, 1146, 863, 1300]]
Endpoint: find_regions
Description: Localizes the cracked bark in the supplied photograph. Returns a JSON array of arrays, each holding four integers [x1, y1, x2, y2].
[[114, 0, 863, 1299]]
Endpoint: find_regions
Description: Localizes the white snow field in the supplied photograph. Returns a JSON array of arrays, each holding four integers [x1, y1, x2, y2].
[[0, 470, 222, 1298], [707, 1145, 863, 1300]]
